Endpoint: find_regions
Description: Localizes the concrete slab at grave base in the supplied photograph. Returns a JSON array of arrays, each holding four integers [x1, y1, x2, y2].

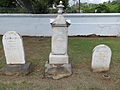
[[45, 62, 72, 79], [92, 67, 109, 73], [0, 62, 31, 76]]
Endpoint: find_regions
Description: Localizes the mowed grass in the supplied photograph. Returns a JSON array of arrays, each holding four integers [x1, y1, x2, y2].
[[0, 36, 120, 90]]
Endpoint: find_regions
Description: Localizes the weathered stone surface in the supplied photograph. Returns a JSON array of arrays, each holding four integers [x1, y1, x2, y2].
[[49, 1, 70, 64], [51, 15, 68, 27], [92, 44, 112, 72], [52, 27, 68, 55], [49, 53, 68, 64], [2, 31, 25, 64], [0, 62, 31, 76], [45, 1, 72, 79], [45, 62, 72, 79]]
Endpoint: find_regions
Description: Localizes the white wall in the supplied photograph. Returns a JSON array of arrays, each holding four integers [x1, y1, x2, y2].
[[0, 13, 120, 36]]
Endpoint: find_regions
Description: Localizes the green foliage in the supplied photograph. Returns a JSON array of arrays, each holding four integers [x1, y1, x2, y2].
[[33, 0, 69, 14], [82, 4, 97, 13], [66, 6, 77, 13], [0, 0, 120, 13], [0, 0, 18, 13], [67, 0, 120, 13], [105, 0, 120, 13], [95, 4, 110, 13], [0, 0, 16, 8], [0, 0, 28, 13], [33, 0, 49, 14], [32, 0, 69, 14], [0, 0, 69, 13]]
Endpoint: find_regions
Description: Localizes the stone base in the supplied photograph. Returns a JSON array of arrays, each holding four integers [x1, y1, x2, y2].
[[92, 67, 109, 73], [49, 53, 68, 64], [45, 62, 72, 79], [0, 62, 32, 76]]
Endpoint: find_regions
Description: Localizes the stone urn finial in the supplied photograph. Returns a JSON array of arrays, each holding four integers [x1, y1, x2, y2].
[[57, 1, 64, 14], [50, 1, 71, 27]]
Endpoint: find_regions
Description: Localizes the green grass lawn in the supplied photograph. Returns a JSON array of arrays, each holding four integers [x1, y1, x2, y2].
[[0, 36, 120, 90]]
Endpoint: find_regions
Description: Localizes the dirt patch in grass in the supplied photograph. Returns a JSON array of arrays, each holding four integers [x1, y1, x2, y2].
[[0, 36, 120, 90]]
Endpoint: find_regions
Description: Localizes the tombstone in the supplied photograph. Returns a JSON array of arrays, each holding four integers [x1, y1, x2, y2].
[[45, 1, 72, 79], [92, 44, 112, 72], [3, 31, 25, 64], [0, 31, 31, 75]]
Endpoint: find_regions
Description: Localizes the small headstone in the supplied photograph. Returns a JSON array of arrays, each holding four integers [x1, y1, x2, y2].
[[2, 31, 25, 64], [92, 44, 112, 72], [0, 31, 31, 75]]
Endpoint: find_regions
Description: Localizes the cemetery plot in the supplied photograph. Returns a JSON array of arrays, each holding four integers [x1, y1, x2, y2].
[[0, 36, 119, 90]]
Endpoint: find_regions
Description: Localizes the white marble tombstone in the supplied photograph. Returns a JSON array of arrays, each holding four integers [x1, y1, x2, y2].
[[2, 31, 25, 64], [92, 44, 112, 72], [49, 1, 70, 64], [52, 26, 68, 55], [45, 1, 72, 79]]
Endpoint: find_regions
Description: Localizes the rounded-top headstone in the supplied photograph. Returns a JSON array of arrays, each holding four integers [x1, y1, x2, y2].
[[2, 31, 25, 64], [92, 44, 112, 72]]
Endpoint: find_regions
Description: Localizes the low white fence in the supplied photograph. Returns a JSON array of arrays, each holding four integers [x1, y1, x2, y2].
[[0, 13, 120, 36]]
